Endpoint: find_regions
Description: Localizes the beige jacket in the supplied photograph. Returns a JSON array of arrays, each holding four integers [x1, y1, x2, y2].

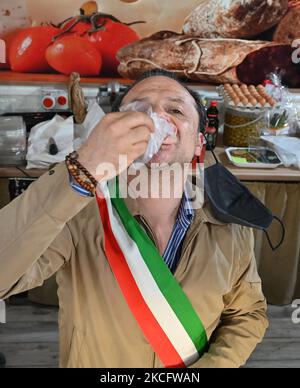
[[0, 163, 268, 368]]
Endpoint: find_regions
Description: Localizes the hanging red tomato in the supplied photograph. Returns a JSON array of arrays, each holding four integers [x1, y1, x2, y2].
[[85, 19, 139, 76], [9, 26, 61, 72], [55, 1, 143, 76], [45, 35, 102, 76]]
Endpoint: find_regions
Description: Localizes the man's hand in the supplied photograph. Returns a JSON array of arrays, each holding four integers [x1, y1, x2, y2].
[[77, 111, 154, 182]]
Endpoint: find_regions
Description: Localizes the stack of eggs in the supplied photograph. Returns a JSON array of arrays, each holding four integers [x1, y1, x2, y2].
[[222, 84, 277, 108]]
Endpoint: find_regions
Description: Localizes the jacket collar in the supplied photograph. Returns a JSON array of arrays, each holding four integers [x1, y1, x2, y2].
[[123, 195, 226, 226]]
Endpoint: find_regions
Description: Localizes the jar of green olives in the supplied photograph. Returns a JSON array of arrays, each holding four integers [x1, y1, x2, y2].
[[223, 107, 267, 147]]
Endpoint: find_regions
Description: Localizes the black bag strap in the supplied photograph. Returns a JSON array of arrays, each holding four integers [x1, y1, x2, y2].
[[203, 133, 219, 164], [264, 216, 286, 251]]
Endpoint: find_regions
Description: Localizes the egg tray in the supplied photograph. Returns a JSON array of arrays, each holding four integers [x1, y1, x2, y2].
[[217, 84, 279, 112]]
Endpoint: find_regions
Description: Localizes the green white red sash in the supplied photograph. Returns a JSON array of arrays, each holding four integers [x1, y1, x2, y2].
[[96, 179, 207, 368]]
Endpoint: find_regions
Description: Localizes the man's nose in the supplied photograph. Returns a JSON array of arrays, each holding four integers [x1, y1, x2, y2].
[[153, 108, 177, 135], [153, 106, 166, 117]]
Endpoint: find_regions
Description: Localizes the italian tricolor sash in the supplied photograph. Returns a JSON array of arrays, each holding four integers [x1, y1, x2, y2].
[[96, 179, 207, 368]]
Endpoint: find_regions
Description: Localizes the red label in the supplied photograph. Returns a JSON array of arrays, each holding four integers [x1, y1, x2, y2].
[[206, 126, 217, 135]]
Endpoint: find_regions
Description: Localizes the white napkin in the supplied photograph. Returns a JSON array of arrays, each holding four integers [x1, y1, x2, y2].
[[261, 136, 300, 170]]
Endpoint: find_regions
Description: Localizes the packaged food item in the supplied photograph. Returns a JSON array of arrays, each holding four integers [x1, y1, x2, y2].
[[263, 73, 299, 136], [218, 83, 277, 108], [226, 147, 282, 169], [220, 73, 299, 145], [220, 83, 270, 147], [268, 109, 289, 133]]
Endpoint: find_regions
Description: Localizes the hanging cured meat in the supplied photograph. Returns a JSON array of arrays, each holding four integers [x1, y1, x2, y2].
[[117, 31, 300, 87]]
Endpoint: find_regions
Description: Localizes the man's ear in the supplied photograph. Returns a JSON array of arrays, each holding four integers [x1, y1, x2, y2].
[[194, 133, 204, 156]]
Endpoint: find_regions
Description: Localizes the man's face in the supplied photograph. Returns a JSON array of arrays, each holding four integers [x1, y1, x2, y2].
[[121, 76, 200, 165]]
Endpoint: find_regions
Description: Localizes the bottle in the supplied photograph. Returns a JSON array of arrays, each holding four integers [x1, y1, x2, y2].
[[205, 101, 219, 150]]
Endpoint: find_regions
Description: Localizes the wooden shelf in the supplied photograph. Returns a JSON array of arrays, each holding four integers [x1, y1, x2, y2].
[[0, 70, 133, 86], [0, 70, 219, 91], [206, 148, 300, 182]]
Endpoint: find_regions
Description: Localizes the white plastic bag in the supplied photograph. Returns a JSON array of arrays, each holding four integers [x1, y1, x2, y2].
[[263, 73, 299, 136], [120, 101, 175, 164], [261, 135, 300, 170], [26, 115, 74, 169]]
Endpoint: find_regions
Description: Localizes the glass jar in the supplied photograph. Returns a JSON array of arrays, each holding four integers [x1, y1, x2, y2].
[[223, 107, 267, 147]]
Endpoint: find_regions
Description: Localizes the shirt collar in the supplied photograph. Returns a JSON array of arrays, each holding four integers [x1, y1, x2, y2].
[[177, 189, 194, 229]]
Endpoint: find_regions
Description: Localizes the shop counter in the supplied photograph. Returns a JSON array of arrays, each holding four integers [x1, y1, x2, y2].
[[1, 147, 300, 181]]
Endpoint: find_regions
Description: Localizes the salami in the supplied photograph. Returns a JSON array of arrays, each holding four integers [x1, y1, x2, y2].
[[117, 31, 300, 87]]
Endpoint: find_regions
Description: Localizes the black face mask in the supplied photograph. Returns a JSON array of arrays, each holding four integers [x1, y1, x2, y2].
[[202, 152, 285, 251]]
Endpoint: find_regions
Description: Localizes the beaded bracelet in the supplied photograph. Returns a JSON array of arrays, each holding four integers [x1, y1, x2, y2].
[[65, 151, 98, 195]]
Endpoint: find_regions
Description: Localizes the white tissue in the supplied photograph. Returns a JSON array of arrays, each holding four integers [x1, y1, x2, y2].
[[120, 101, 175, 164]]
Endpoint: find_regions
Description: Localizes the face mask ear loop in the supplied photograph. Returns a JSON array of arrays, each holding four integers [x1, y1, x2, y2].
[[203, 133, 219, 164], [264, 216, 286, 251], [197, 155, 202, 174], [191, 155, 204, 194], [191, 155, 202, 190]]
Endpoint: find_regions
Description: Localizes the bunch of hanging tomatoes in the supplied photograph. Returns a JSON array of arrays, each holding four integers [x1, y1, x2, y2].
[[0, 1, 142, 76]]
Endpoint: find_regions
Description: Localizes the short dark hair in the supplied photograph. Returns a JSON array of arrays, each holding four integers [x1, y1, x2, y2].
[[111, 69, 207, 133]]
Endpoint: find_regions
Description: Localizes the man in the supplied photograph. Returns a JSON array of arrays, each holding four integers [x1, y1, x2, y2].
[[0, 70, 268, 368]]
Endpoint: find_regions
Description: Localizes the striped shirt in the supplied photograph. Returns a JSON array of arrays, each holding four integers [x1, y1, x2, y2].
[[163, 190, 194, 273], [70, 178, 194, 273]]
